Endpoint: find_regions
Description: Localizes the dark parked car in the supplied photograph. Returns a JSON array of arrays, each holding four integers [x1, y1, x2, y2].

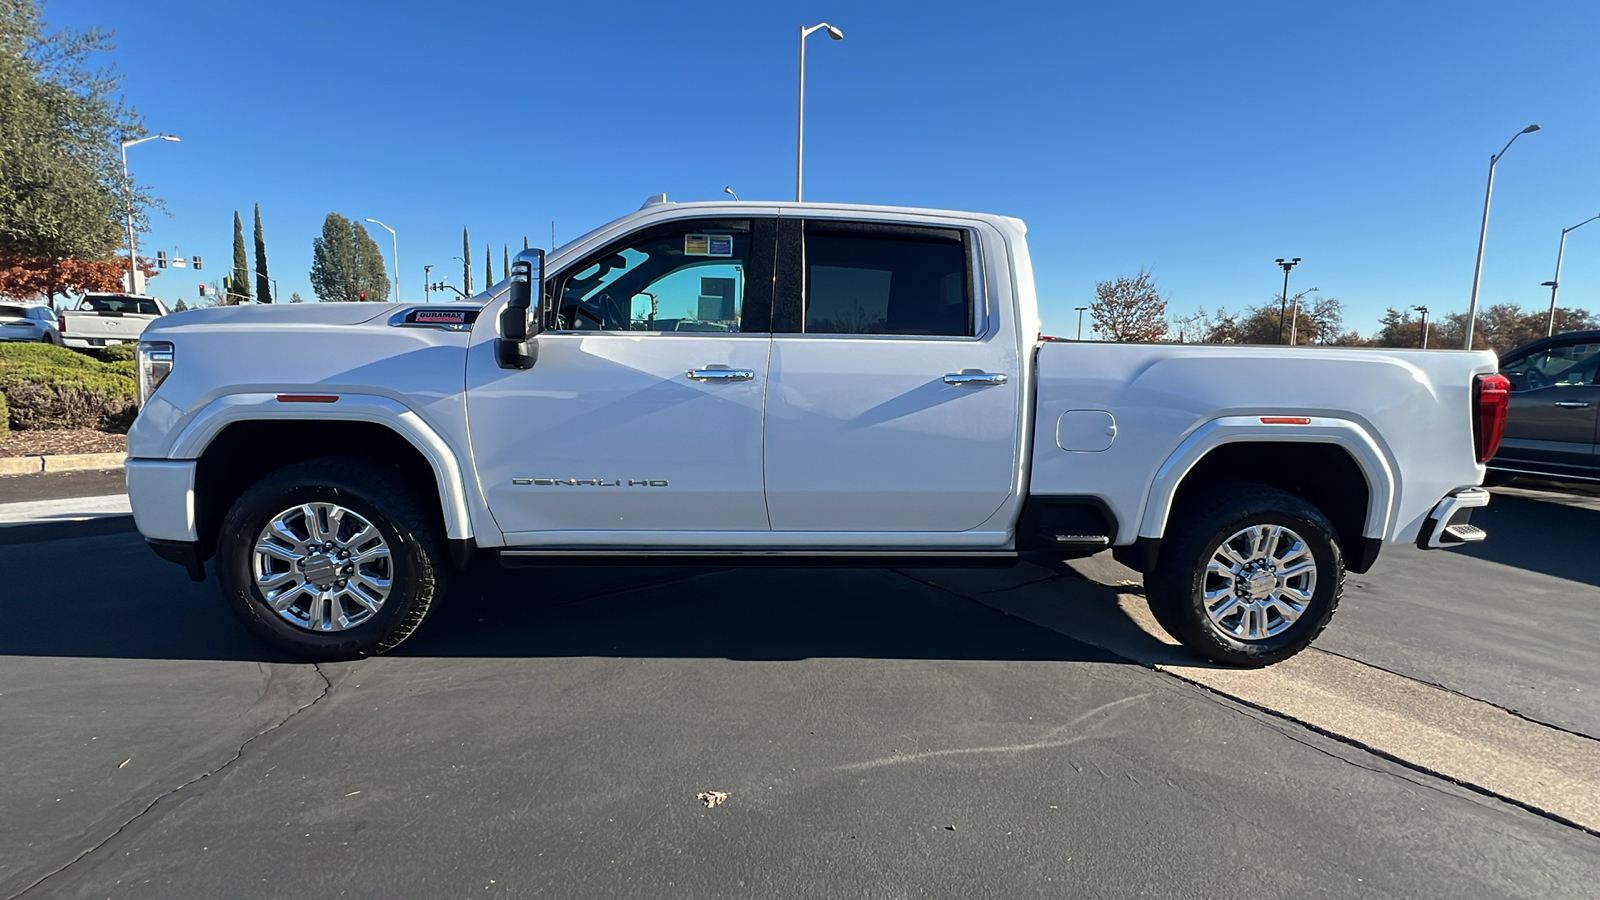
[[1491, 329, 1600, 483]]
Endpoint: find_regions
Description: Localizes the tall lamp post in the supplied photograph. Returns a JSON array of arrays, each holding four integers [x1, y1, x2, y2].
[[120, 134, 180, 293], [1541, 213, 1600, 336], [364, 218, 401, 302], [1464, 124, 1541, 349], [1275, 257, 1300, 344], [796, 21, 844, 202], [1413, 305, 1430, 349], [1288, 287, 1319, 345], [423, 264, 433, 303], [1075, 306, 1089, 340]]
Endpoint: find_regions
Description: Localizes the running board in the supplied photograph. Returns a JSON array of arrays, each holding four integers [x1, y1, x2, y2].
[[498, 549, 1020, 568]]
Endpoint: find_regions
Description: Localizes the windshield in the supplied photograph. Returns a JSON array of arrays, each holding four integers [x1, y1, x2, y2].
[[80, 296, 159, 315]]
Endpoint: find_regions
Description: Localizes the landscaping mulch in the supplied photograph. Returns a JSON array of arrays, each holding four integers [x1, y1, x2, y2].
[[0, 429, 126, 458]]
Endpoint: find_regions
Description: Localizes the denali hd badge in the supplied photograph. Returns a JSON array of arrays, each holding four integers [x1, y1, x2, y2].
[[513, 478, 668, 487]]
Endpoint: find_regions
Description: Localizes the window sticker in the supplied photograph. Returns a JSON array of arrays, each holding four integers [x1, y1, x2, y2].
[[685, 234, 734, 257]]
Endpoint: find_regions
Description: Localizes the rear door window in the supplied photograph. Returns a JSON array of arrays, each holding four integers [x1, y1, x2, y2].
[[780, 221, 973, 337]]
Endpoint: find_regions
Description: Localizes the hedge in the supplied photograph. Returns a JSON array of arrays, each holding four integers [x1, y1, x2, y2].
[[98, 343, 137, 363], [0, 342, 104, 371], [105, 359, 138, 380], [0, 391, 8, 440], [0, 366, 137, 432]]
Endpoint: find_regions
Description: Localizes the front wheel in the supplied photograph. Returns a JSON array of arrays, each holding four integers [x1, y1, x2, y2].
[[1146, 484, 1344, 667], [216, 458, 448, 660]]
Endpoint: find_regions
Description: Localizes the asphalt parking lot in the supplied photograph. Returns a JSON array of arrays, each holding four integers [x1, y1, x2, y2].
[[1, 476, 1597, 899]]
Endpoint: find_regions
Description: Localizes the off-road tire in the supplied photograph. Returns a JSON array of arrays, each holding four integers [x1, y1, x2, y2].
[[217, 457, 447, 660], [1146, 483, 1344, 667]]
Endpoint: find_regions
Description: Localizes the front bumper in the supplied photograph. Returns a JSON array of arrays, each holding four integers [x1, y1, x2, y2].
[[1415, 487, 1491, 549], [126, 458, 198, 542]]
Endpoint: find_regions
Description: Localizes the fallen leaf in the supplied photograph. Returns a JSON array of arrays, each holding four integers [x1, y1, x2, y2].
[[697, 791, 728, 809]]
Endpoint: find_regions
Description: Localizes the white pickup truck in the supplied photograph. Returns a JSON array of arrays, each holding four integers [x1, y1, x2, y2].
[[125, 198, 1508, 666], [59, 292, 169, 349]]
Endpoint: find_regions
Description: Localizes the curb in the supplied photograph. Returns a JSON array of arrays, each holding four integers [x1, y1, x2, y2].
[[0, 451, 126, 476]]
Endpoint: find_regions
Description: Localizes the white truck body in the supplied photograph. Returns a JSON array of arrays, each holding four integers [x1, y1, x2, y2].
[[59, 292, 168, 349], [124, 200, 1502, 664]]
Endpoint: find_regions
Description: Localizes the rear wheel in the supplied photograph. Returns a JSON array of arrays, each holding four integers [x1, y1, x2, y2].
[[1147, 484, 1343, 667], [216, 458, 447, 660]]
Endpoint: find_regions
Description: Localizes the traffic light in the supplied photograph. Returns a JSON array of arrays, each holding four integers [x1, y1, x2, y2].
[[198, 284, 207, 297], [192, 255, 203, 270], [156, 251, 167, 269], [359, 292, 367, 300]]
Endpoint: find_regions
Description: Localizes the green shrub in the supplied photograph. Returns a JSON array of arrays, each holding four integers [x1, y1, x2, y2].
[[105, 359, 138, 380], [98, 343, 137, 363], [0, 342, 103, 371], [0, 368, 137, 431], [0, 391, 8, 440]]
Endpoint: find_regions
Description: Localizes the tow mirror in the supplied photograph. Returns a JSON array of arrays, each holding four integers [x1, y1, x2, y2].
[[496, 249, 544, 370]]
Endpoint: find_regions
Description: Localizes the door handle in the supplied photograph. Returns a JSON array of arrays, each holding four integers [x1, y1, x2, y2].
[[1554, 401, 1592, 408], [686, 368, 754, 382], [944, 371, 1008, 386]]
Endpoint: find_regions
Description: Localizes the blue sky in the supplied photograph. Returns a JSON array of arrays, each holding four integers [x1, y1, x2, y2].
[[50, 0, 1600, 335]]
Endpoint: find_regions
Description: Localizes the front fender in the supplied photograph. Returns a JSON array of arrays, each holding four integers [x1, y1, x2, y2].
[[165, 393, 475, 540]]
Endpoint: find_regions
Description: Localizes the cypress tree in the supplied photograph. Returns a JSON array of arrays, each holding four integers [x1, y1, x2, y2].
[[230, 211, 251, 303], [252, 203, 272, 303], [503, 244, 510, 280], [462, 228, 472, 294], [485, 243, 492, 287]]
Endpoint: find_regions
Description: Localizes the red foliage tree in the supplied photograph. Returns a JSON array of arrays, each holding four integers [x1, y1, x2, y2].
[[0, 255, 159, 308]]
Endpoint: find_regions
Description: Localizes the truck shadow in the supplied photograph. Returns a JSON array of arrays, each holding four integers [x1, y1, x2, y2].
[[1459, 485, 1600, 587], [0, 533, 1202, 667]]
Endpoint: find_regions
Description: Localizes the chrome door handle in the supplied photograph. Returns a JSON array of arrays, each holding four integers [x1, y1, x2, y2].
[[686, 368, 754, 382], [1554, 401, 1592, 408], [944, 371, 1008, 386]]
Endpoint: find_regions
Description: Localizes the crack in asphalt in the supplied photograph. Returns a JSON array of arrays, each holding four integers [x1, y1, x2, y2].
[[6, 663, 335, 900], [892, 569, 1600, 840]]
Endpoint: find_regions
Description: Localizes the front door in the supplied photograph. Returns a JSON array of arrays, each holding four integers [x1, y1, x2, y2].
[[1498, 339, 1600, 471], [466, 217, 776, 543], [761, 218, 1022, 541]]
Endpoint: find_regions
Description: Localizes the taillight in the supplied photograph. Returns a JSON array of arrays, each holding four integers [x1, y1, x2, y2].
[[1474, 373, 1510, 463]]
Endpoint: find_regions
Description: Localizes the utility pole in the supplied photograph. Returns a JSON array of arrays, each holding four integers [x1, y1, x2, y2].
[[1275, 258, 1300, 345], [1075, 306, 1089, 341], [1413, 305, 1430, 349], [423, 264, 433, 303]]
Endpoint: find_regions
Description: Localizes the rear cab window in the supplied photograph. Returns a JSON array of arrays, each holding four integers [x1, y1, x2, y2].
[[775, 220, 976, 337]]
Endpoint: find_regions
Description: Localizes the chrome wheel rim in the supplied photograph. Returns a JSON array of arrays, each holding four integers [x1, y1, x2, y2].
[[1202, 524, 1317, 641], [252, 503, 392, 632]]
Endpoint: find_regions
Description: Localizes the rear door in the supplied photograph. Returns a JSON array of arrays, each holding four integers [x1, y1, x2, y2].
[[761, 217, 1022, 542], [1498, 339, 1600, 471]]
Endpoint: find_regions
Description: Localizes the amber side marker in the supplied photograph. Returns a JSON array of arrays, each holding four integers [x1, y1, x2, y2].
[[276, 394, 340, 403], [1260, 416, 1312, 425]]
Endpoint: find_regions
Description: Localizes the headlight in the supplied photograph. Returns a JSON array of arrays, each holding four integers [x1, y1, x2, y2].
[[136, 340, 174, 407]]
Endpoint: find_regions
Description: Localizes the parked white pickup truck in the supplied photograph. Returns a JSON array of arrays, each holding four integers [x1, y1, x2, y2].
[[59, 292, 169, 349], [125, 198, 1508, 666]]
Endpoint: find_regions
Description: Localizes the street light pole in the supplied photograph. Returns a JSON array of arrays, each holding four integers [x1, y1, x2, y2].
[[423, 265, 433, 303], [1413, 305, 1430, 349], [364, 219, 401, 302], [1288, 287, 1319, 345], [1075, 306, 1088, 340], [119, 134, 180, 293], [796, 22, 843, 203], [1542, 213, 1600, 336], [1275, 258, 1300, 345], [1465, 124, 1541, 349]]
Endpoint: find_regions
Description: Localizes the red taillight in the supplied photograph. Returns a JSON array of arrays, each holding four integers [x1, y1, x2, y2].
[[1474, 373, 1510, 463]]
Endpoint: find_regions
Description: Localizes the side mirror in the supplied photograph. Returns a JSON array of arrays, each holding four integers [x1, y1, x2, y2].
[[496, 250, 544, 370]]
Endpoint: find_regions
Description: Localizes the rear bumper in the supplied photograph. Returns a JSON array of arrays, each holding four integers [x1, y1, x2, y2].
[[1415, 487, 1491, 549]]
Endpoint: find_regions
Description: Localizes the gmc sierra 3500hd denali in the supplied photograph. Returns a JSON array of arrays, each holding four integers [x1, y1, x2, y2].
[[124, 198, 1509, 666]]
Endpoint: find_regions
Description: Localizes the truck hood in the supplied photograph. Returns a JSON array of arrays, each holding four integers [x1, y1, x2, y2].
[[147, 302, 402, 334]]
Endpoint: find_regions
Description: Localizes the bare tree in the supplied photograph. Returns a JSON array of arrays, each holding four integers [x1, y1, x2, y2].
[[1090, 270, 1168, 342]]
